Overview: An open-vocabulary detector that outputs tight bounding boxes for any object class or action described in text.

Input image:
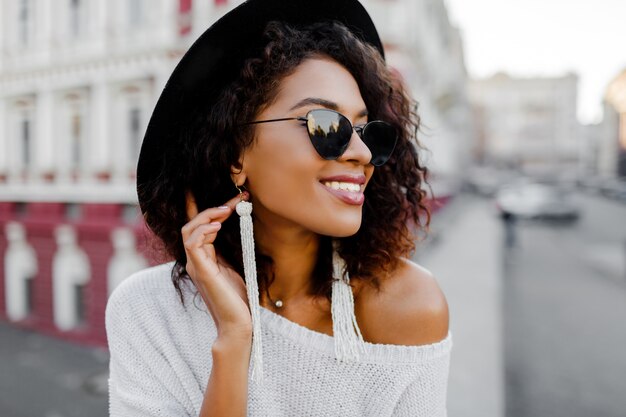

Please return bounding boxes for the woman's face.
[237,56,375,237]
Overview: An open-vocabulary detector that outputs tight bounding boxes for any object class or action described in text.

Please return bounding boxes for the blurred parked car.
[495,183,580,221]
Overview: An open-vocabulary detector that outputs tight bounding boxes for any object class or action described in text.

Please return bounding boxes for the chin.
[317,219,362,237]
[331,229,361,238]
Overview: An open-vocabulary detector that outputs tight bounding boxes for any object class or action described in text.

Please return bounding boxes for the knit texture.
[106,262,453,417]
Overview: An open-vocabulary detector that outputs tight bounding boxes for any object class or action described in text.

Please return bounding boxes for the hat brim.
[136,0,384,215]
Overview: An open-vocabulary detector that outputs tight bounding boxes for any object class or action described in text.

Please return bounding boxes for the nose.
[338,128,372,165]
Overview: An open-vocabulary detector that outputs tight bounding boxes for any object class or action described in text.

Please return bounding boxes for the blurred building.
[0,0,469,345]
[579,69,626,180]
[580,121,602,177]
[582,107,620,180]
[469,72,582,178]
[0,0,238,197]
[603,69,626,178]
[365,0,473,197]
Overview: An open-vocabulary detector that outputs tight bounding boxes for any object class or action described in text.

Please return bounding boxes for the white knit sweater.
[106,262,452,417]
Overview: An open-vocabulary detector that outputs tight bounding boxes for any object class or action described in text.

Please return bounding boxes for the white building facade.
[0,0,241,202]
[603,69,626,178]
[583,105,620,179]
[469,72,582,178]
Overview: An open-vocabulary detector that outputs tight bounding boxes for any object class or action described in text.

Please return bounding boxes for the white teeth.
[323,181,361,192]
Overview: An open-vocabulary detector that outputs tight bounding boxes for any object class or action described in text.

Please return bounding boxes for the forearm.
[199,337,252,417]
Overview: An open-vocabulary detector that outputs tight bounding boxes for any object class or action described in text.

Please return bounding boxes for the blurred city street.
[418,189,626,417]
[502,191,626,417]
[0,321,109,417]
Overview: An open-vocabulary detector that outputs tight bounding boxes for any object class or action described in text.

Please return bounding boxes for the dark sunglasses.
[241,109,397,166]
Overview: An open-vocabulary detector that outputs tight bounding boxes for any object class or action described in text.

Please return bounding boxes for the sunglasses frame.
[241,108,397,166]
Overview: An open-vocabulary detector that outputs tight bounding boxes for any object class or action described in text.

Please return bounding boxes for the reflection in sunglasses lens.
[307,110,350,159]
[306,109,395,165]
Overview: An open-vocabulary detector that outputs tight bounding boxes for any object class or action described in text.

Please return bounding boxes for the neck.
[253,215,320,306]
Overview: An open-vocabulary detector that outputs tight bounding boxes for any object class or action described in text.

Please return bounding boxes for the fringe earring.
[235,185,264,385]
[331,239,366,361]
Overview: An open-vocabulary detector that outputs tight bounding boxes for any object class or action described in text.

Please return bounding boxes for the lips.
[319,174,366,206]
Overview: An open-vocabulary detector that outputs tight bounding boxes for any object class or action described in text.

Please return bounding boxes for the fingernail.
[210,221,221,226]
[218,205,230,210]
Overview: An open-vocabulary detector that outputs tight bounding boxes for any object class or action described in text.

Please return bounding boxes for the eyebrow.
[288,97,368,117]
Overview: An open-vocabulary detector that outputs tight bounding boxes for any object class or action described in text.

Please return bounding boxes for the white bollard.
[52,224,91,331]
[4,222,38,321]
[107,227,147,297]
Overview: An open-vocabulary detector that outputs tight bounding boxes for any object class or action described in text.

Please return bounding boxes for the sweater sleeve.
[106,282,195,417]
[391,352,452,417]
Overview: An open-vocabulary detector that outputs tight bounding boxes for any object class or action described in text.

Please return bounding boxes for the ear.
[230,165,248,187]
[230,156,247,188]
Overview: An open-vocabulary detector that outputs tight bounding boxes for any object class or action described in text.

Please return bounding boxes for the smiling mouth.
[320,181,365,205]
[321,181,362,193]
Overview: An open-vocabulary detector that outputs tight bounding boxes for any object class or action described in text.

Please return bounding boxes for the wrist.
[216,323,253,341]
[212,334,252,355]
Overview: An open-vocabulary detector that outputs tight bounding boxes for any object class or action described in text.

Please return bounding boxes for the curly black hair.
[139,20,431,306]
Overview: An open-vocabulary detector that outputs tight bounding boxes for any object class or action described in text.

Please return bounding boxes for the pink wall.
[0,202,164,348]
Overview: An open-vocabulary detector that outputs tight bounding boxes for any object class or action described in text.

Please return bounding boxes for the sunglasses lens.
[306,110,353,159]
[361,121,397,166]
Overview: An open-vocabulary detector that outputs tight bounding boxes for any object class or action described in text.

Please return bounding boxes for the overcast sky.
[443,0,626,125]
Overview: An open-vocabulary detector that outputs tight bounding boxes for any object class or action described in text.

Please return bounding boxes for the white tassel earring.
[331,239,366,362]
[235,185,264,385]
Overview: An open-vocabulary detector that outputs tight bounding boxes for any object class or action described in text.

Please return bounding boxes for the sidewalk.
[414,194,505,417]
[0,322,109,417]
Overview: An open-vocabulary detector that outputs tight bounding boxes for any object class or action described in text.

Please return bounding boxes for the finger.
[184,224,221,278]
[182,192,249,238]
[185,190,246,222]
[184,222,222,251]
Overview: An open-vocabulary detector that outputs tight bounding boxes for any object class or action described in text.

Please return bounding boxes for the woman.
[106,0,452,416]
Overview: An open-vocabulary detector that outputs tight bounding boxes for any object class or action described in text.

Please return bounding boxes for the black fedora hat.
[136,0,385,215]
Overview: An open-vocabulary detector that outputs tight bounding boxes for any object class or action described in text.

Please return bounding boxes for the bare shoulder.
[356,257,449,346]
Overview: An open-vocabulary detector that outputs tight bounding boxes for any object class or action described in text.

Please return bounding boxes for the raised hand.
[182,191,253,342]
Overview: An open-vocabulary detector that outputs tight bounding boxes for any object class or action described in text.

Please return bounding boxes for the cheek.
[246,136,316,200]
